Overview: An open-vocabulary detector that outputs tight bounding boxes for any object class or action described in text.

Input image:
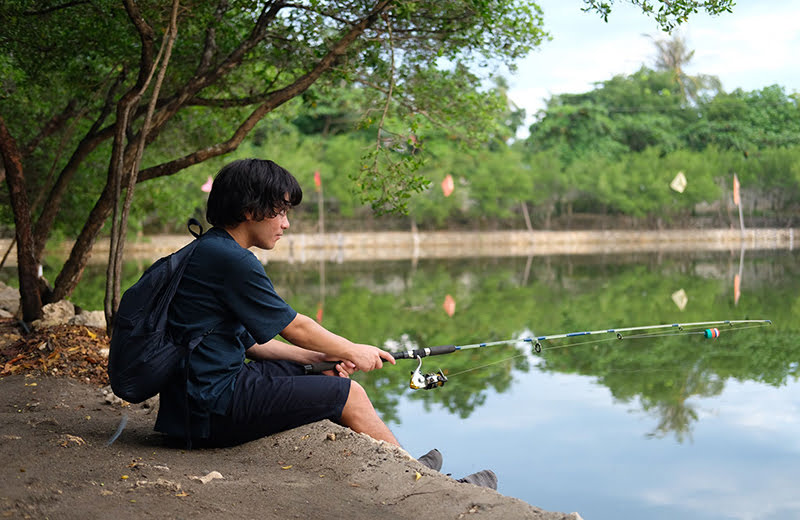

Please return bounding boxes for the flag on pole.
[732,173,741,206]
[671,288,688,311]
[314,170,322,192]
[441,174,454,197]
[669,171,687,193]
[442,294,456,317]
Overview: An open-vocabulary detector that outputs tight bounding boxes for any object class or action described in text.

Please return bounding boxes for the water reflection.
[271,250,797,442]
[2,249,796,441]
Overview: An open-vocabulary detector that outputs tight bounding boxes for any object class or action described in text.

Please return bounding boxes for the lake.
[5,245,799,519]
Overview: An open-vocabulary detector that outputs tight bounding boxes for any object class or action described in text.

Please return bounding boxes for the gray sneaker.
[457,469,497,490]
[417,449,443,471]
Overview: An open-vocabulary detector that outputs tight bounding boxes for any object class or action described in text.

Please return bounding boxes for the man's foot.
[417,449,443,471]
[458,469,497,490]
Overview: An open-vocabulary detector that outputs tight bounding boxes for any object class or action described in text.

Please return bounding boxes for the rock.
[190,471,224,484]
[133,478,183,493]
[31,300,75,329]
[0,282,20,315]
[69,310,106,328]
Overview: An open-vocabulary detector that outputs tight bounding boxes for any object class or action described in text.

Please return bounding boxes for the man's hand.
[323,360,357,378]
[345,343,396,373]
[313,352,358,378]
[280,313,396,375]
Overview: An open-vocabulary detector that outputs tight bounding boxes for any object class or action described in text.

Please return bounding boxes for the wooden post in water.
[733,173,745,239]
[314,170,324,238]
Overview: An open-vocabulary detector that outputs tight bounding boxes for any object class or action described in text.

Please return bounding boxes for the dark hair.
[206,159,303,227]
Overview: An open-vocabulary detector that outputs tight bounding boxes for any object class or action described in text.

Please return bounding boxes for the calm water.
[4,247,798,518]
[269,249,799,520]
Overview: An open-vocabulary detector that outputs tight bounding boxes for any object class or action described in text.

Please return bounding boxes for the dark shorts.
[205,360,351,447]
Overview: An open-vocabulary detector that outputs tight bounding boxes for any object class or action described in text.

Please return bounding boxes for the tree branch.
[106,0,181,329]
[139,0,394,182]
[21,100,80,158]
[196,0,229,75]
[146,1,285,133]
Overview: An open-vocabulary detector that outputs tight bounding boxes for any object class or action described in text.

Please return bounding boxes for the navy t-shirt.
[154,227,297,438]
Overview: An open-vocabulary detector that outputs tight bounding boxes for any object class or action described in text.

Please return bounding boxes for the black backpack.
[108,219,205,403]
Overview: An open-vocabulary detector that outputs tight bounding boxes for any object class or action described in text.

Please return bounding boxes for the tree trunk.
[51,183,115,302]
[520,201,534,232]
[0,116,43,321]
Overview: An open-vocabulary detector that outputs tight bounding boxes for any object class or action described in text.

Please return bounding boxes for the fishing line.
[303,319,772,390]
[446,331,674,378]
[437,322,771,381]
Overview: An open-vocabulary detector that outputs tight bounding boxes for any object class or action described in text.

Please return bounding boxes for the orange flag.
[442,294,455,317]
[314,170,322,192]
[732,173,741,206]
[441,175,454,197]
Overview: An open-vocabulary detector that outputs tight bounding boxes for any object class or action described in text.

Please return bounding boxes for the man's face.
[253,208,290,250]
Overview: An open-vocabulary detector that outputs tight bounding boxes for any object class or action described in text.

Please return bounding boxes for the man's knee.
[347,379,365,399]
[341,380,376,418]
[344,380,371,409]
[339,379,399,445]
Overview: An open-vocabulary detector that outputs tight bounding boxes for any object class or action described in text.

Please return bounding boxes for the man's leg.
[340,380,399,446]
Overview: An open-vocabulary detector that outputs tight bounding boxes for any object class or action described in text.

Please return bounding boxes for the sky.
[506,0,800,126]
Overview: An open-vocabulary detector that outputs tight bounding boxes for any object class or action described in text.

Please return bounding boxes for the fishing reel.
[410,356,448,390]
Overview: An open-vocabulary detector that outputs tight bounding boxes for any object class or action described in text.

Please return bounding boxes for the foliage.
[686,86,800,152]
[527,67,692,162]
[1,0,553,318]
[582,0,735,32]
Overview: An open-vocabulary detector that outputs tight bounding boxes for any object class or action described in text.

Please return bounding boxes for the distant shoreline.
[1,228,796,266]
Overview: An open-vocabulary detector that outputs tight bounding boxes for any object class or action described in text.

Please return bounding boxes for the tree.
[1,0,547,323]
[526,67,688,161]
[689,86,800,152]
[649,33,721,103]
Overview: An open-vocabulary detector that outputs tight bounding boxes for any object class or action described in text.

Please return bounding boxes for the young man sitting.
[154,158,495,489]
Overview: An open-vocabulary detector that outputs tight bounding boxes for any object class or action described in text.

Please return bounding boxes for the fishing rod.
[304,319,772,390]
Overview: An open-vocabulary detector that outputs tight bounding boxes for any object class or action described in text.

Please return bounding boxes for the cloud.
[507,0,800,121]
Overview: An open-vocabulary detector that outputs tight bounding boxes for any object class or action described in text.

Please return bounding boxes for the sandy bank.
[0,375,579,519]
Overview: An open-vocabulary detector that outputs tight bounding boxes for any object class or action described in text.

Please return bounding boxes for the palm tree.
[648,33,722,104]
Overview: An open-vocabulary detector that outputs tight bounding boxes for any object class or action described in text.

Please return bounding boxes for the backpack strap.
[187,217,203,238]
[181,218,205,449]
[182,329,215,449]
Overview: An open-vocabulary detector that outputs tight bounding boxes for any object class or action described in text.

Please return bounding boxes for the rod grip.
[390,344,457,359]
[304,361,339,374]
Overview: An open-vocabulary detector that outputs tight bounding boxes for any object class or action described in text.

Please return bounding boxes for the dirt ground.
[0,319,578,519]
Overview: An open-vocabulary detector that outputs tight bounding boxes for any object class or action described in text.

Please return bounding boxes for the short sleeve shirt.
[156,227,296,436]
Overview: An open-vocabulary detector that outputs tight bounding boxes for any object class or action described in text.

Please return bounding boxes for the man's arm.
[278,313,395,373]
[246,338,320,363]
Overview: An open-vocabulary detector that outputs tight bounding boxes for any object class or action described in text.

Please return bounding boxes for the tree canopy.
[1,0,549,321]
[1,0,743,322]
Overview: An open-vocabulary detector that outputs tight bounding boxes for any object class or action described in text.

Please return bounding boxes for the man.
[155,158,495,488]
